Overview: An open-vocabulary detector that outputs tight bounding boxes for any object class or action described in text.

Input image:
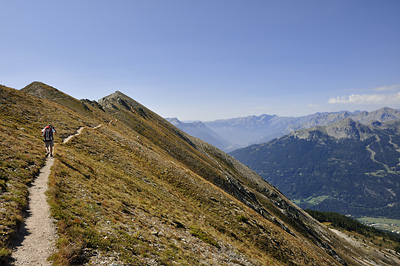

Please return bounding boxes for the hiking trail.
[63,124,101,144]
[63,126,85,144]
[10,157,56,266]
[10,125,101,265]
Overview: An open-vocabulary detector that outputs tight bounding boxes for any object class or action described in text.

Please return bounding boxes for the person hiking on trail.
[41,124,56,157]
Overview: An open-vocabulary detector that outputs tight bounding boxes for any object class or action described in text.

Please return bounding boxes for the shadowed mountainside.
[231,118,400,220]
[1,81,399,265]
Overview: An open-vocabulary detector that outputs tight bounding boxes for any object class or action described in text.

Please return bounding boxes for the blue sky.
[1,0,399,121]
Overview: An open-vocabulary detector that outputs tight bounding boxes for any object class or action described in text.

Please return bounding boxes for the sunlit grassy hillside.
[0,84,102,261]
[2,82,398,265]
[49,121,337,265]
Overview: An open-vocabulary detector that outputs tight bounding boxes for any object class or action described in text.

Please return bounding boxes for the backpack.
[44,126,53,141]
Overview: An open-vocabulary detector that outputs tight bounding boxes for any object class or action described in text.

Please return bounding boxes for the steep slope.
[231,118,400,219]
[2,83,397,265]
[0,84,104,263]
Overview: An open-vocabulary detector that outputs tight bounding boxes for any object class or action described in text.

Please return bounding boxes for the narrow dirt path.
[10,157,56,266]
[10,125,101,265]
[63,126,85,144]
[63,124,101,144]
[93,124,102,130]
[9,124,101,266]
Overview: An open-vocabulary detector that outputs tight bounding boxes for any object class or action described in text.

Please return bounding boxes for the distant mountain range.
[230,117,400,219]
[167,107,400,152]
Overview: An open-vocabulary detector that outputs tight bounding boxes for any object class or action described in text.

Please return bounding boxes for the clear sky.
[1,0,399,121]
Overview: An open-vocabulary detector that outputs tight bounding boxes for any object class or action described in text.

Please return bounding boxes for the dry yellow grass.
[0,85,85,261]
[46,123,340,265]
[2,82,386,265]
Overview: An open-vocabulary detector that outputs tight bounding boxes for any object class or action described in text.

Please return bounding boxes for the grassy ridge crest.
[3,82,398,265]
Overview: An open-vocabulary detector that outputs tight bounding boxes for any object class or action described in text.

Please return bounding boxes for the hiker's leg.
[50,140,54,156]
[45,141,50,154]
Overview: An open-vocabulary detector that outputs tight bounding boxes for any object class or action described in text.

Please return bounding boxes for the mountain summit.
[1,82,399,265]
[21,81,64,99]
[293,118,374,141]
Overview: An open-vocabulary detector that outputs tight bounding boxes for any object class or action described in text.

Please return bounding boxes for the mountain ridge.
[293,118,375,141]
[1,81,399,264]
[170,108,400,152]
[2,83,341,264]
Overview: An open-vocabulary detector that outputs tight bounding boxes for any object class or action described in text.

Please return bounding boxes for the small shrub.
[189,225,220,248]
[0,179,6,191]
[236,215,249,223]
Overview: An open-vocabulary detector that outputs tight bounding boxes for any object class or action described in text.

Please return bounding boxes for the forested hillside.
[231,118,400,219]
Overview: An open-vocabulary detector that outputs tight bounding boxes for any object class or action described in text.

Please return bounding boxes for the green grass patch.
[189,225,220,248]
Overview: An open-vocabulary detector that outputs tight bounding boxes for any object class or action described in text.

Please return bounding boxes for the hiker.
[41,124,56,157]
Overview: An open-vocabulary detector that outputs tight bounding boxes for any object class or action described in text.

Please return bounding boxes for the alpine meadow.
[1,82,400,265]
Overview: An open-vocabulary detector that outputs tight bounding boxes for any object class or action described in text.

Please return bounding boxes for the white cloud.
[328,92,400,104]
[373,84,400,92]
